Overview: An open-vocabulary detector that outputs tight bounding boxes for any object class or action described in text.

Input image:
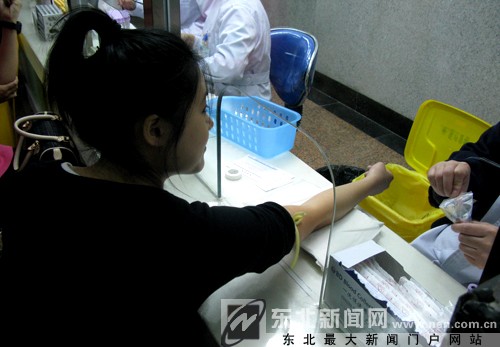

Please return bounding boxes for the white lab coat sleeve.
[411,224,482,286]
[202,5,259,84]
[180,0,202,30]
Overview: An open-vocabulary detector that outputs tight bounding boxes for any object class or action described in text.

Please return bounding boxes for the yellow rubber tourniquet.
[290,211,306,268]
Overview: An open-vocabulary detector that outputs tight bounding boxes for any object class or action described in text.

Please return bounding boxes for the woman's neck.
[72,159,164,188]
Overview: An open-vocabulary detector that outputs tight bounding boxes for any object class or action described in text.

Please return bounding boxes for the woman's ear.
[142,114,169,147]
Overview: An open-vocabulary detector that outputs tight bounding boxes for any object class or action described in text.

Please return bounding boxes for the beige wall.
[262,0,499,125]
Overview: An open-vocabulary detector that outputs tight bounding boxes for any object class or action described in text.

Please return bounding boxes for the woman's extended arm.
[0,0,21,85]
[285,162,393,241]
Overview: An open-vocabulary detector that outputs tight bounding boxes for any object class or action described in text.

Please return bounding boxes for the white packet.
[439,191,474,223]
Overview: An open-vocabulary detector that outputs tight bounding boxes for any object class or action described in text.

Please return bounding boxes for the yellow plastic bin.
[354,100,492,242]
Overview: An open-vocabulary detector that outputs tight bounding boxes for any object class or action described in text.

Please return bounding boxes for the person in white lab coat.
[182,0,272,100]
[0,0,22,103]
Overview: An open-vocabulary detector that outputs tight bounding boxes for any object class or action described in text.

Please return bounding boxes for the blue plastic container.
[208,96,301,158]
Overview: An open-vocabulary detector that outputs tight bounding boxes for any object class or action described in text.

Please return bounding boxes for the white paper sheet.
[301,208,384,270]
[233,155,295,191]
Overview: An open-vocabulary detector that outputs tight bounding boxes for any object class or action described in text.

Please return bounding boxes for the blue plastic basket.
[208,96,301,158]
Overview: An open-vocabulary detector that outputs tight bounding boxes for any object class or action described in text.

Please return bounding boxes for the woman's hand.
[363,162,394,197]
[181,33,195,48]
[118,0,136,11]
[0,0,21,22]
[0,77,18,103]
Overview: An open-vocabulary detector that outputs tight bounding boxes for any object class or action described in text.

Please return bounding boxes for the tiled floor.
[277,84,410,172]
[307,87,407,156]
